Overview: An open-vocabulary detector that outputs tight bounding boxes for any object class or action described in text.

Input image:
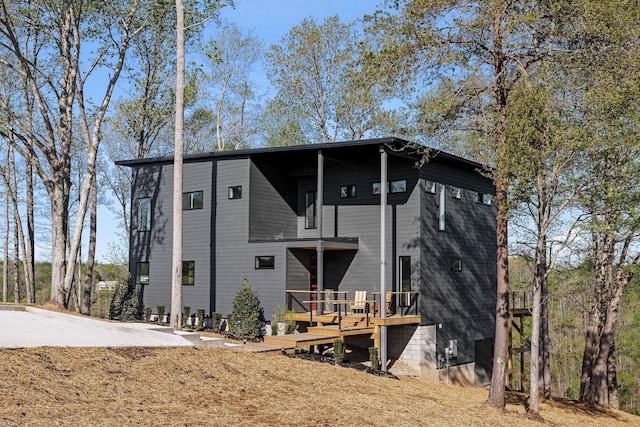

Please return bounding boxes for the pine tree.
[229,274,264,339]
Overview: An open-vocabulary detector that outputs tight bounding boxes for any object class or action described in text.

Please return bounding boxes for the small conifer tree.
[229,274,264,339]
[109,277,139,321]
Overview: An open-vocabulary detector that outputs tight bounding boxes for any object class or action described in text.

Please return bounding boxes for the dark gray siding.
[420,161,497,365]
[130,161,214,314]
[215,157,287,320]
[319,155,422,301]
[249,160,297,240]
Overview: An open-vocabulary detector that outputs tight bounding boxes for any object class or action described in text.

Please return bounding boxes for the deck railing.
[285,289,419,317]
[510,290,533,312]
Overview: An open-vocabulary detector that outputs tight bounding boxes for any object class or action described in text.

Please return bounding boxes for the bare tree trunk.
[607,340,619,409]
[171,0,185,330]
[82,173,97,315]
[12,210,19,304]
[528,233,544,420]
[541,273,552,398]
[2,145,8,303]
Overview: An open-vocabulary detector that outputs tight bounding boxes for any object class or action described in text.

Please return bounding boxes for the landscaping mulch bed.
[286,351,399,379]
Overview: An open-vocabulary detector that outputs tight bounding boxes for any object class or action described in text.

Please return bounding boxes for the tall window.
[450,186,461,199]
[438,184,446,231]
[183,191,203,210]
[451,258,462,271]
[425,180,436,194]
[182,261,195,286]
[399,256,411,307]
[305,191,316,229]
[137,198,151,231]
[136,262,149,285]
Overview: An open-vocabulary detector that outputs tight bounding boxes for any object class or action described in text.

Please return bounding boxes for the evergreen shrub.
[229,274,264,339]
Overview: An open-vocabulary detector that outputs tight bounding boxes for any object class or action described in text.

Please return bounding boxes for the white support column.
[316,150,324,316]
[380,145,388,371]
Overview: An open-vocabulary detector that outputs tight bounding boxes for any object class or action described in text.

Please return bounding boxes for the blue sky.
[94,0,385,263]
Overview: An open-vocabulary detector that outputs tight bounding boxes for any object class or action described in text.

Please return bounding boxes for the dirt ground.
[0,346,638,426]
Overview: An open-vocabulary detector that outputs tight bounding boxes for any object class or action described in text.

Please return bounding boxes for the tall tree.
[171,0,186,330]
[0,0,147,307]
[266,15,393,143]
[365,0,564,410]
[203,22,262,150]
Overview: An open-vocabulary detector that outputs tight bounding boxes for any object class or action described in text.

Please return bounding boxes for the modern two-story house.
[117,137,497,385]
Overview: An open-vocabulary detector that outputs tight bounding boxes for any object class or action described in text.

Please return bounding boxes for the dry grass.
[0,346,638,426]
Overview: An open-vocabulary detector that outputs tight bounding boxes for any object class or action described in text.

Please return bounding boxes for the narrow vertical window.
[305,191,316,229]
[451,258,462,271]
[137,198,151,231]
[438,184,446,231]
[182,261,195,286]
[136,262,149,285]
[399,256,411,307]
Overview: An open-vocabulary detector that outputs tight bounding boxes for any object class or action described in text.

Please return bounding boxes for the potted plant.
[272,304,296,336]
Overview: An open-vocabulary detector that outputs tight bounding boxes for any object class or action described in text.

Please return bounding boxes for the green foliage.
[369,347,380,370]
[157,306,165,323]
[212,312,223,333]
[196,309,205,329]
[109,278,139,321]
[271,304,297,335]
[229,274,264,339]
[144,307,152,323]
[182,306,191,328]
[333,339,344,364]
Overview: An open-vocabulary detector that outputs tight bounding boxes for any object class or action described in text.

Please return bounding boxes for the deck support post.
[316,150,324,316]
[380,145,388,371]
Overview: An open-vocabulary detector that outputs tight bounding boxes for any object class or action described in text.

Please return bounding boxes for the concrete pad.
[0,306,194,348]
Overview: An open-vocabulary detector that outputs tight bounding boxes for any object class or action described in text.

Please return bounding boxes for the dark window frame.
[390,179,407,194]
[255,255,275,269]
[340,184,357,199]
[182,261,195,286]
[424,180,436,194]
[451,258,462,271]
[136,262,149,285]
[137,197,152,231]
[183,190,203,210]
[305,191,316,229]
[228,186,242,200]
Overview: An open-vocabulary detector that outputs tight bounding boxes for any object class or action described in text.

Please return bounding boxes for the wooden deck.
[264,313,420,351]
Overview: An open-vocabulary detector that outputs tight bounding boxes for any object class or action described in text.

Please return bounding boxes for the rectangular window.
[340,184,356,198]
[136,262,149,285]
[399,256,411,307]
[451,258,462,271]
[255,255,275,269]
[475,192,493,205]
[305,191,316,229]
[228,186,242,199]
[450,186,461,199]
[182,261,195,286]
[438,184,446,231]
[424,180,436,194]
[390,180,407,193]
[372,182,389,195]
[183,191,203,210]
[137,197,151,231]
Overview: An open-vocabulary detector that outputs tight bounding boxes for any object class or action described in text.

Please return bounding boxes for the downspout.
[316,150,324,316]
[380,145,388,371]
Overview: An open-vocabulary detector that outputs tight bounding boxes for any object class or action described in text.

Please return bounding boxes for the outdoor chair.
[350,290,367,314]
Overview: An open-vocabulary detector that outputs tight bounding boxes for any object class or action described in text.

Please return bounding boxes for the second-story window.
[340,185,356,198]
[305,191,316,229]
[183,191,203,210]
[137,197,151,231]
[228,186,242,199]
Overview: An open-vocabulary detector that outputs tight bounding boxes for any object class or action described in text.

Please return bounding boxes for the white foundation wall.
[388,324,437,379]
